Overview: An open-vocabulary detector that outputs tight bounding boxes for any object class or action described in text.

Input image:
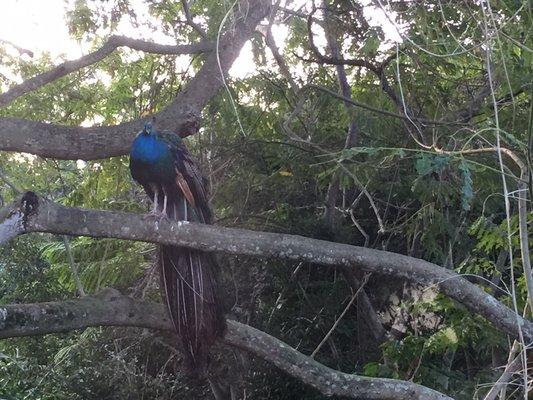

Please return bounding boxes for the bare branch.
[0,0,271,160]
[181,0,208,40]
[441,81,529,124]
[321,0,360,226]
[442,82,492,123]
[303,7,428,139]
[1,191,532,344]
[0,38,34,57]
[0,35,213,108]
[277,6,322,25]
[483,354,523,400]
[306,7,378,73]
[0,290,451,400]
[310,274,370,358]
[306,83,460,126]
[259,26,300,94]
[317,0,387,344]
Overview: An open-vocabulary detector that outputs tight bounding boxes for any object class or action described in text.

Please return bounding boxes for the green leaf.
[415,154,434,175]
[360,34,380,56]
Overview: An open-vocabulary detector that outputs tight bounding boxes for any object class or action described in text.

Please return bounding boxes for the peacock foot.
[143,209,168,221]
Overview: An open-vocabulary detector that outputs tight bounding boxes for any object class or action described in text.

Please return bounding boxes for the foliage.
[0,0,531,399]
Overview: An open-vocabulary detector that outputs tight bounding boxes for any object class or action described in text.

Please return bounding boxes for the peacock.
[129,121,225,376]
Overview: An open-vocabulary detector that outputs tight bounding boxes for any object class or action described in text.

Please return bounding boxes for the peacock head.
[142,121,153,136]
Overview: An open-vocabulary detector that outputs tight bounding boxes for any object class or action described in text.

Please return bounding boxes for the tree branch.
[181,0,208,40]
[277,6,322,25]
[0,35,213,108]
[306,84,461,126]
[304,7,430,142]
[321,0,360,226]
[0,289,451,400]
[482,354,523,400]
[1,191,532,344]
[0,38,34,57]
[318,0,387,343]
[306,7,378,73]
[0,0,271,160]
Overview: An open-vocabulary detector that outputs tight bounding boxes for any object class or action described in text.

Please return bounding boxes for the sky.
[0,0,400,82]
[0,0,82,59]
[0,0,262,79]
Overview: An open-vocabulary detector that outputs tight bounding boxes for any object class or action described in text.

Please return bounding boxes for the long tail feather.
[158,191,225,376]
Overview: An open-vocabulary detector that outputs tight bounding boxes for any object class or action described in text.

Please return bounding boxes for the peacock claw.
[143,210,167,221]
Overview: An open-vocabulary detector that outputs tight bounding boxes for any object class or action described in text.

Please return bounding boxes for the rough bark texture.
[1,192,532,344]
[0,0,270,160]
[0,290,451,400]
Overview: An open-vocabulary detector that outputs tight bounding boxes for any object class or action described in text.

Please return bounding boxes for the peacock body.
[129,122,225,375]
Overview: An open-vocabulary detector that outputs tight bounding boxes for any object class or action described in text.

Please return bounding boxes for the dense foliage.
[0,0,531,399]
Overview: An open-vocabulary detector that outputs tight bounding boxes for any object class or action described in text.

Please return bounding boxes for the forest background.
[0,0,531,399]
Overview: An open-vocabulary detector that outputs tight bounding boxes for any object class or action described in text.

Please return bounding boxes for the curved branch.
[305,85,458,125]
[1,191,532,344]
[0,39,34,57]
[0,0,271,160]
[181,0,208,40]
[304,8,430,133]
[306,6,378,73]
[0,35,213,108]
[0,290,451,400]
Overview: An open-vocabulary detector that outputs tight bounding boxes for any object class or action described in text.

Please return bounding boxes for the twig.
[483,355,523,400]
[0,165,21,194]
[480,2,529,395]
[337,163,386,233]
[181,0,208,40]
[62,236,86,297]
[306,85,462,126]
[349,209,370,247]
[310,274,370,358]
[0,38,34,57]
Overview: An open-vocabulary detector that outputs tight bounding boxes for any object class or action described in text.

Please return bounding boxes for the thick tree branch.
[0,35,213,108]
[0,0,270,160]
[321,0,360,226]
[1,192,532,344]
[0,290,450,400]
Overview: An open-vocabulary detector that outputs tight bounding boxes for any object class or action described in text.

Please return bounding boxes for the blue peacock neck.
[130,132,169,164]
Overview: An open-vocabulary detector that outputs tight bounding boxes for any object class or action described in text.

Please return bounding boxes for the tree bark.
[1,192,531,344]
[0,289,451,400]
[0,0,271,160]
